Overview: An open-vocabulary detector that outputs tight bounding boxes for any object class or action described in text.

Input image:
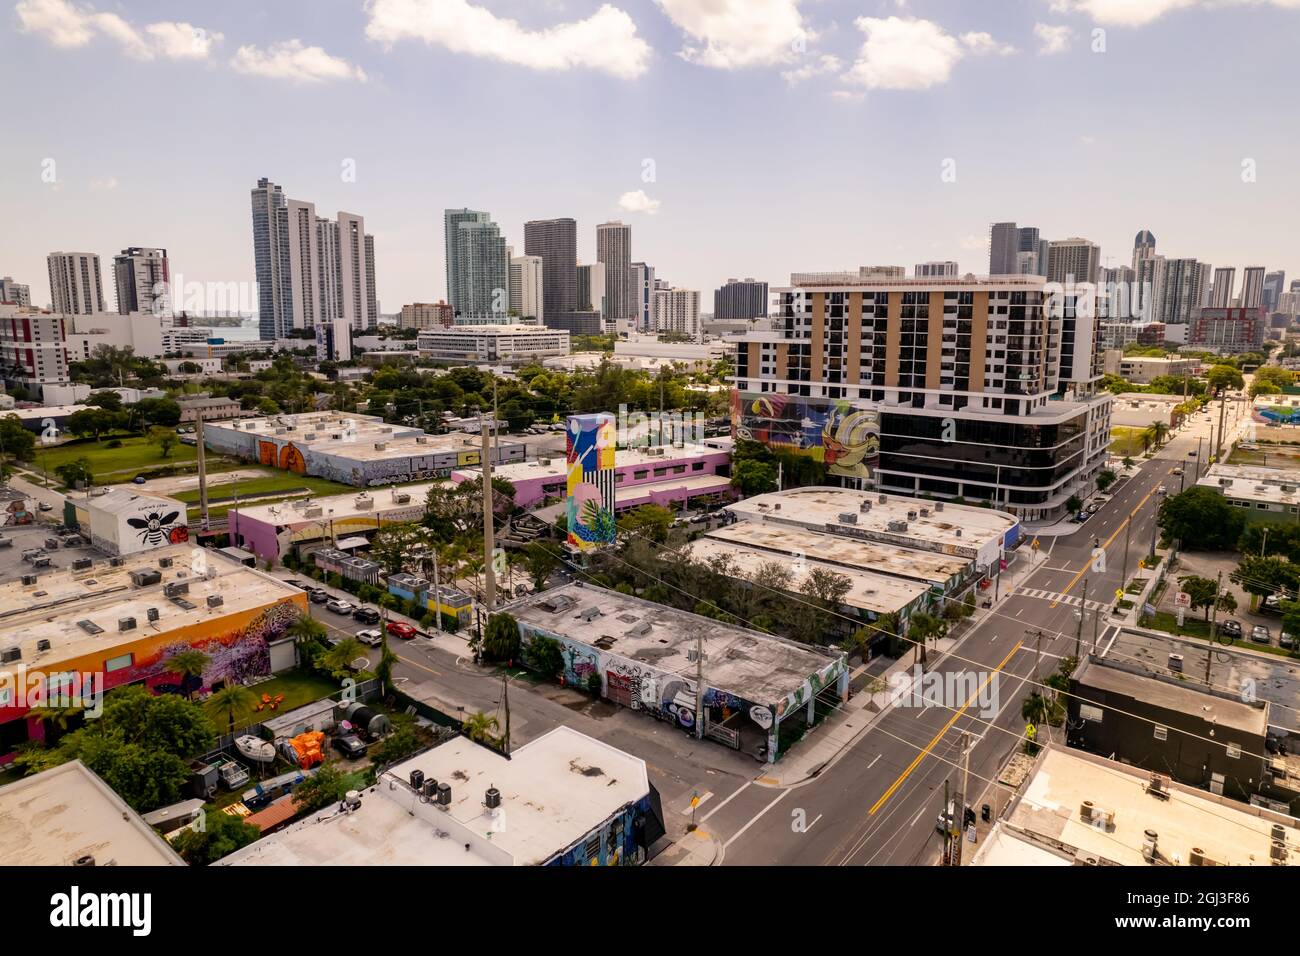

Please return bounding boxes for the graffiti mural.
[258,440,278,467]
[279,443,307,474]
[565,413,616,550]
[732,391,880,481]
[3,500,33,526]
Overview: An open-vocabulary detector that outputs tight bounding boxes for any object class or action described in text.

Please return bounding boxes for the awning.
[334,536,370,551]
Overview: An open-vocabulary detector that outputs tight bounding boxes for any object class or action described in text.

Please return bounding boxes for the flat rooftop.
[234,481,450,526]
[464,442,724,485]
[1075,656,1267,736]
[1103,628,1300,734]
[980,745,1299,867]
[0,761,184,865]
[221,726,648,866]
[726,487,1016,556]
[704,522,970,587]
[686,536,929,616]
[87,487,186,517]
[0,545,302,675]
[506,582,843,707]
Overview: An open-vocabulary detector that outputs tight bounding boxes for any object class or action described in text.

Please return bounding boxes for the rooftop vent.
[130,569,162,588]
[36,639,51,652]
[391,493,411,505]
[838,512,858,525]
[577,606,602,623]
[485,786,501,810]
[859,501,871,513]
[539,593,578,614]
[935,502,945,512]
[76,620,103,635]
[118,617,137,633]
[158,556,173,569]
[374,442,388,451]
[628,620,653,638]
[206,595,224,609]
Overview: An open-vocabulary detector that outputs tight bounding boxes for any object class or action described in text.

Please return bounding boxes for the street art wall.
[731,391,880,481]
[566,412,617,550]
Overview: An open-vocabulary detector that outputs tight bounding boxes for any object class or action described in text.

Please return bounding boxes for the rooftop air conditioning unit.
[20,574,37,586]
[375,442,387,451]
[118,617,137,632]
[577,607,602,622]
[416,436,429,444]
[0,647,21,664]
[878,494,888,504]
[907,510,919,521]
[392,493,410,505]
[954,529,962,538]
[36,639,51,652]
[435,782,451,807]
[130,569,162,587]
[485,786,501,810]
[159,556,173,569]
[538,458,551,466]
[146,608,160,622]
[71,558,92,572]
[409,769,424,791]
[919,507,930,517]
[355,498,374,511]
[773,503,781,511]
[838,512,857,525]
[860,501,871,512]
[109,556,125,567]
[935,502,945,512]
[206,595,224,609]
[304,433,316,441]
[164,581,189,598]
[1168,653,1184,673]
[304,507,323,518]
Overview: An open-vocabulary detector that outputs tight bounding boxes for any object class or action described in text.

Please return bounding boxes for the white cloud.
[364,0,652,79]
[15,0,220,60]
[89,177,118,191]
[960,32,1017,56]
[1048,0,1300,28]
[843,17,1013,91]
[1034,22,1073,53]
[829,89,866,103]
[657,0,811,69]
[231,41,368,83]
[781,54,841,85]
[618,190,660,215]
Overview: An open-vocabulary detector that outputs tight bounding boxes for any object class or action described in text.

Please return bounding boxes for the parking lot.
[1158,550,1296,651]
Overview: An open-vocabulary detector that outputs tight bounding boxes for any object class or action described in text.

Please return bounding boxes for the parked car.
[387,621,417,640]
[37,501,52,512]
[326,599,355,615]
[352,606,381,624]
[1251,625,1272,645]
[1171,467,1183,476]
[332,734,369,759]
[1262,594,1283,614]
[1074,511,1089,523]
[1281,631,1296,651]
[1240,442,1259,451]
[355,629,383,646]
[132,476,147,485]
[1188,450,1197,457]
[308,589,330,605]
[1219,619,1243,639]
[284,579,310,590]
[1157,485,1168,496]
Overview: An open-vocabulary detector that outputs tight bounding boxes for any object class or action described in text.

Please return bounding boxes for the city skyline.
[2,0,1298,313]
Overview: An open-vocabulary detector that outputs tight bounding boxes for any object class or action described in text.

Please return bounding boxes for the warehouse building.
[1196,463,1300,522]
[0,546,305,760]
[505,583,848,762]
[203,411,525,487]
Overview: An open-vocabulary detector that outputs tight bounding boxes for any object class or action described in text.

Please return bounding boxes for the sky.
[1,0,1298,314]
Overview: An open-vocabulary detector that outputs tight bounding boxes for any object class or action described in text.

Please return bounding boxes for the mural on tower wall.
[565,413,617,550]
[731,391,880,481]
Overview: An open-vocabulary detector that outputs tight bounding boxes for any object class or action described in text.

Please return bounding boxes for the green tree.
[173,810,260,865]
[292,762,368,813]
[1205,365,1244,394]
[166,650,210,700]
[462,711,501,747]
[1230,555,1299,610]
[731,458,778,497]
[525,634,565,680]
[1158,486,1245,550]
[618,504,675,543]
[1177,575,1219,620]
[483,612,520,662]
[54,458,94,489]
[149,425,177,458]
[524,541,560,591]
[1096,469,1117,492]
[907,612,948,667]
[321,637,367,680]
[208,684,256,736]
[0,414,36,473]
[368,715,424,766]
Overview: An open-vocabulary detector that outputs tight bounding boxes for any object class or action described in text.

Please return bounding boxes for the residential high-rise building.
[577,262,606,316]
[1017,227,1049,276]
[250,178,375,347]
[913,262,958,279]
[1160,258,1210,325]
[1132,230,1157,272]
[0,305,71,395]
[988,223,1019,275]
[444,209,506,318]
[524,218,578,327]
[1134,255,1166,323]
[1240,266,1267,309]
[47,252,105,315]
[112,247,170,317]
[1263,271,1287,312]
[596,221,633,321]
[653,287,701,340]
[631,262,655,332]
[1210,267,1236,308]
[509,255,543,322]
[731,272,1112,520]
[251,178,292,340]
[0,277,31,308]
[1190,307,1267,354]
[1046,238,1101,284]
[714,278,769,320]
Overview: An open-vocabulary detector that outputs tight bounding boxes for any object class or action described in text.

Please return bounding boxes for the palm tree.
[27,703,86,735]
[1151,421,1169,447]
[166,650,210,700]
[322,637,366,678]
[209,684,256,736]
[286,614,327,649]
[462,711,500,746]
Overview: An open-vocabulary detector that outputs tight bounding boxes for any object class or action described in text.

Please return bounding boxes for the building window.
[1153,725,1167,741]
[105,653,134,672]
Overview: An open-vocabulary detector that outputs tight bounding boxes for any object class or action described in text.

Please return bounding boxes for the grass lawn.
[1110,426,1150,457]
[28,434,241,484]
[202,670,341,734]
[172,473,355,505]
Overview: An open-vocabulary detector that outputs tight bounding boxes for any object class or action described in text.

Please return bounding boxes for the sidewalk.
[648,826,723,866]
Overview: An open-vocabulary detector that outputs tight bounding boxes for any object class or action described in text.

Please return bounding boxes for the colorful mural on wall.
[731,391,880,481]
[566,413,617,551]
[3,500,33,526]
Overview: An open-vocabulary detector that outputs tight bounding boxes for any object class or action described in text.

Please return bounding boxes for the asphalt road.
[715,397,1252,866]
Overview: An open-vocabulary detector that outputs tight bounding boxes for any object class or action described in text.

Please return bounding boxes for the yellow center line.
[867,640,1023,817]
[1050,481,1161,607]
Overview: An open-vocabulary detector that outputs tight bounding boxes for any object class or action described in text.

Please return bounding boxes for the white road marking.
[867,753,882,769]
[700,781,751,822]
[724,789,792,849]
[805,813,824,832]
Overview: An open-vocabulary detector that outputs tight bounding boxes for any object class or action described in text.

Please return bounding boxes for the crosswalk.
[1014,586,1107,613]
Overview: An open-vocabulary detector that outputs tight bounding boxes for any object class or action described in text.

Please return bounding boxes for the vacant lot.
[28,434,240,484]
[1110,426,1150,457]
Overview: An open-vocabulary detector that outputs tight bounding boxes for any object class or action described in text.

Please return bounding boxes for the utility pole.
[1076,578,1088,660]
[1026,628,1047,681]
[432,549,443,634]
[1196,435,1204,478]
[1148,494,1159,562]
[1120,510,1133,595]
[501,672,511,757]
[694,629,706,740]
[492,376,500,462]
[1207,570,1224,686]
[481,418,497,611]
[942,777,952,865]
[1216,390,1228,462]
[195,412,210,533]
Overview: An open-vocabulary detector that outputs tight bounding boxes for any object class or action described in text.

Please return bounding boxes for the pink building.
[452,444,733,513]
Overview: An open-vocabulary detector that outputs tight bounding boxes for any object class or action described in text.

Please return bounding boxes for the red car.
[386,621,417,640]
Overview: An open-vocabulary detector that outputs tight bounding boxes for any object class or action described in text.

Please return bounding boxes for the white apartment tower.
[47,252,105,315]
[654,287,701,340]
[509,255,543,322]
[112,247,170,317]
[1046,238,1101,285]
[1240,266,1267,309]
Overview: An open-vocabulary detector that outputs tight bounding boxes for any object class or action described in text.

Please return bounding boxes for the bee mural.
[127,510,181,547]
